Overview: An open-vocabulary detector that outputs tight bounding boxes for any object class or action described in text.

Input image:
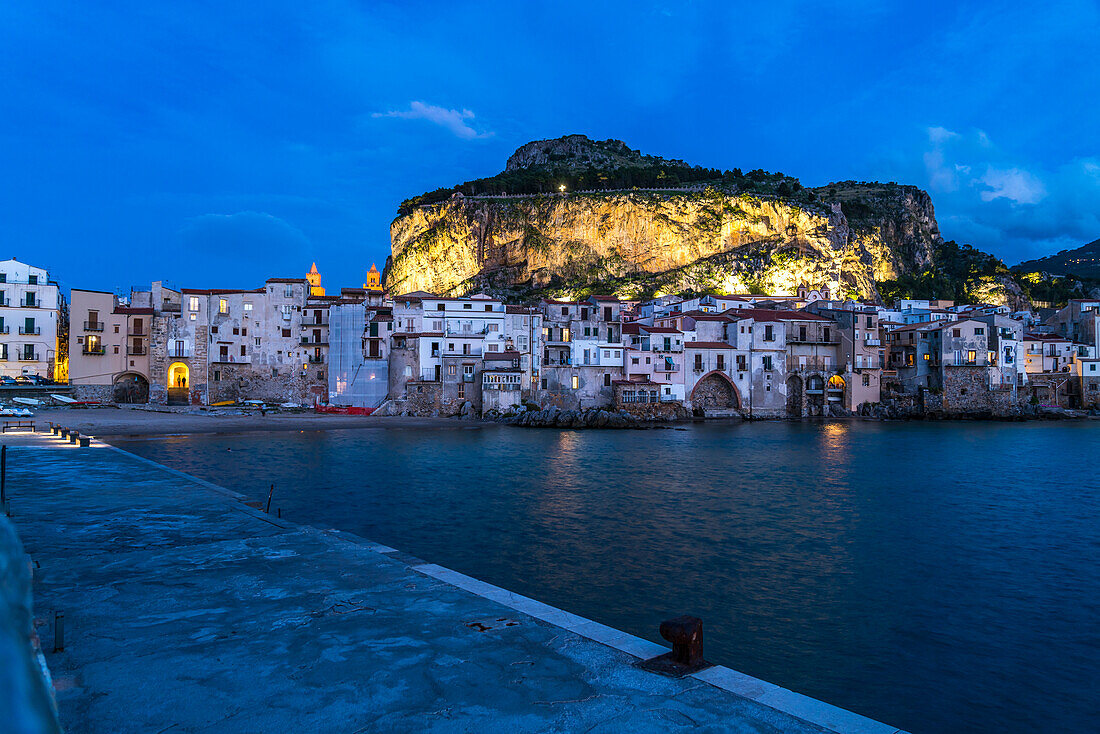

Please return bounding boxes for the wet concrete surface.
[4,432,897,733]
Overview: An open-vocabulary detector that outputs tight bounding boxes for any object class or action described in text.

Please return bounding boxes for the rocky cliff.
[385,137,959,302]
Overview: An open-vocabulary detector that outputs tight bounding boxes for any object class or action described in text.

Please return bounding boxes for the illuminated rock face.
[385,185,942,301]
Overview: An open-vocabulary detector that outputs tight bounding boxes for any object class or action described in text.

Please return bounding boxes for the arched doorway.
[169,362,189,388]
[805,374,826,416]
[690,371,740,410]
[113,373,149,404]
[167,362,190,406]
[786,374,803,417]
[826,374,846,408]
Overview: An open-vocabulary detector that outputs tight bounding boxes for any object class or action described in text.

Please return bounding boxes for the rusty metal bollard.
[638,615,712,676]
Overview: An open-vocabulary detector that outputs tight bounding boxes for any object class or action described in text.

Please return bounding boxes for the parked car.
[15,374,49,385]
[0,376,15,386]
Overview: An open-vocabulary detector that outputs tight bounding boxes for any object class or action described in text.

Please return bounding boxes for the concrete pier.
[4,431,906,733]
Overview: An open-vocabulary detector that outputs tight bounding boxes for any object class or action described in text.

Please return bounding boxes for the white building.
[0,259,65,380]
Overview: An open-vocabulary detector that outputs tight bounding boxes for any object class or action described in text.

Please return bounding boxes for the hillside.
[384,135,1027,307]
[1014,238,1100,279]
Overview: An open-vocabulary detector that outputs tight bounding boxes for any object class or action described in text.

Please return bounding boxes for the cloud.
[912,127,1100,263]
[372,101,492,140]
[977,167,1047,205]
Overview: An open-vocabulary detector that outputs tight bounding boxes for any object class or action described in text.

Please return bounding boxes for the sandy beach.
[25,406,469,437]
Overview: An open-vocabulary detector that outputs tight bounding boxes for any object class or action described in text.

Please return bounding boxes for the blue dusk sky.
[1,1,1098,294]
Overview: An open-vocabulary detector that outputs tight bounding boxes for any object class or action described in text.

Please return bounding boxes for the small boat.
[50,394,77,405]
[13,397,41,406]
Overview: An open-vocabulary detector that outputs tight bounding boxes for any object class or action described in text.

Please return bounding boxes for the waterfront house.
[68,289,151,402]
[0,258,65,382]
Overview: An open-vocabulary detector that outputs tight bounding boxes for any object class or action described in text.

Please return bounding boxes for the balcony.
[0,299,9,306]
[301,319,329,328]
[655,363,681,372]
[162,302,181,313]
[462,373,474,382]
[82,346,106,356]
[788,335,839,345]
[443,348,483,357]
[18,326,40,335]
[168,347,191,358]
[19,299,41,309]
[300,338,329,346]
[212,355,250,364]
[84,321,104,332]
[864,338,882,346]
[128,326,146,336]
[308,355,324,364]
[127,345,147,356]
[18,352,40,361]
[0,326,8,335]
[419,369,440,381]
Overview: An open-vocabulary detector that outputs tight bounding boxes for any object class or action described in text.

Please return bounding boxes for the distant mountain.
[1015,239,1100,279]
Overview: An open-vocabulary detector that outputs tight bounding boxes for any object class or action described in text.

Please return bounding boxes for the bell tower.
[365,263,382,292]
[307,262,325,297]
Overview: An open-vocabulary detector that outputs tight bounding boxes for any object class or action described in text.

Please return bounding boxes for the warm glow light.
[559,184,566,192]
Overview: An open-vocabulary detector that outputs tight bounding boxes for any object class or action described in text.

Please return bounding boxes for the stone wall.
[402,381,442,416]
[148,315,170,405]
[940,366,1017,414]
[69,384,115,403]
[617,400,689,421]
[0,515,61,733]
[207,363,325,405]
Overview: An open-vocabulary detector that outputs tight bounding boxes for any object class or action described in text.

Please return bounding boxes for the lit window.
[219,299,228,314]
[571,375,579,390]
[189,296,200,311]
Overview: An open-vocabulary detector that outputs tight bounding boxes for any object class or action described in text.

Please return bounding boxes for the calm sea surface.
[112,421,1100,734]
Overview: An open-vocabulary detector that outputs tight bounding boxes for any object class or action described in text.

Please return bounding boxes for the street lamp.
[559,184,566,194]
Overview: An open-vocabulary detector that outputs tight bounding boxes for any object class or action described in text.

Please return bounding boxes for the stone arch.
[168,362,189,388]
[690,370,741,410]
[786,374,803,417]
[113,372,149,404]
[805,373,826,416]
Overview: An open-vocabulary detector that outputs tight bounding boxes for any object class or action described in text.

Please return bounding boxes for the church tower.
[307,262,325,297]
[365,263,382,292]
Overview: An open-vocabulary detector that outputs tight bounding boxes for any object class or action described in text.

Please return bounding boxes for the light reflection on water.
[113,421,1100,734]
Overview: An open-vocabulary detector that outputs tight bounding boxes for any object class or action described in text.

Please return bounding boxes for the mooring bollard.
[68,431,79,445]
[639,615,711,676]
[54,611,64,653]
[59,428,68,439]
[79,436,90,448]
[51,424,59,435]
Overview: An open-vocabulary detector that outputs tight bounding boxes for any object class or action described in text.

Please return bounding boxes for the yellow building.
[365,263,382,292]
[307,263,325,297]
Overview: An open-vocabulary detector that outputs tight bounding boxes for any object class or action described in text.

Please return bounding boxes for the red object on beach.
[313,405,373,416]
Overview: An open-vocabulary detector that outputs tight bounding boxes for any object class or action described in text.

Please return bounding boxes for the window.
[603,350,610,358]
[561,307,568,316]
[488,344,499,352]
[974,328,984,336]
[762,355,773,370]
[862,374,870,386]
[254,337,261,346]
[282,328,291,337]
[541,378,547,389]
[28,275,37,285]
[967,350,976,364]
[581,308,589,320]
[632,357,639,365]
[457,383,465,399]
[953,329,961,338]
[694,354,703,371]
[604,373,611,386]
[244,303,252,315]
[232,327,239,335]
[736,355,746,371]
[571,375,579,390]
[114,324,120,333]
[242,327,247,336]
[764,324,774,341]
[219,299,228,314]
[189,296,200,311]
[463,303,471,310]
[823,327,830,342]
[284,285,293,297]
[484,305,492,312]
[240,345,247,356]
[717,355,725,370]
[448,364,457,376]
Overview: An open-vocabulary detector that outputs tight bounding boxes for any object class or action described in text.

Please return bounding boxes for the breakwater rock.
[491,406,676,429]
